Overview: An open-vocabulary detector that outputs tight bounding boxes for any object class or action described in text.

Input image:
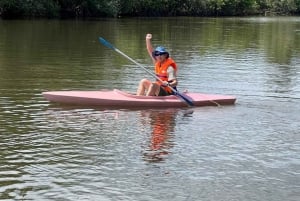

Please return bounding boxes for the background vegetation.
[0,0,299,18]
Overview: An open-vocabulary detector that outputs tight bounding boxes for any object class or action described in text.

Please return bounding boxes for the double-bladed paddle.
[98,37,194,107]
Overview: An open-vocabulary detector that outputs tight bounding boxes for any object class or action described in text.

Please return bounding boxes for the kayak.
[42,89,236,108]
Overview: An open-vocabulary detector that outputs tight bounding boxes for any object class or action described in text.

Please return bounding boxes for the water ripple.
[1,17,299,201]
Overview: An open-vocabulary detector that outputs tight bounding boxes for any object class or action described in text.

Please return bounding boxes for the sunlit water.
[0,17,299,200]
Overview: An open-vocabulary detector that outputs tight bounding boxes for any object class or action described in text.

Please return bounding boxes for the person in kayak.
[136,33,178,96]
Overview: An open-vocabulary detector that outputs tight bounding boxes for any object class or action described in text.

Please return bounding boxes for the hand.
[161,81,170,87]
[146,33,152,40]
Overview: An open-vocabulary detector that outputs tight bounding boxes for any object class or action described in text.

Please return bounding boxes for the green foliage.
[57,0,114,17]
[0,0,60,18]
[0,0,25,18]
[0,0,299,18]
[296,0,300,13]
[256,0,300,14]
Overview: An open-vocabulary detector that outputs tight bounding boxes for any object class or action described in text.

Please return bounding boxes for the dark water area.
[0,17,299,200]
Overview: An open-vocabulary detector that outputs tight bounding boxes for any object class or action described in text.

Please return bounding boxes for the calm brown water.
[0,17,299,200]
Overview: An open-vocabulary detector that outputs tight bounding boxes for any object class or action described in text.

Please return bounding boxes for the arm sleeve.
[167,66,177,81]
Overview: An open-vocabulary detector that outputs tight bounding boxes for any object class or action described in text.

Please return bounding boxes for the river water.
[0,17,299,200]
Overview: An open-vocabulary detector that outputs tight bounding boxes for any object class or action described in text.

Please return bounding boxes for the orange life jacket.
[155,58,177,94]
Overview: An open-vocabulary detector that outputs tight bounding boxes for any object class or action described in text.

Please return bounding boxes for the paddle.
[98,37,194,107]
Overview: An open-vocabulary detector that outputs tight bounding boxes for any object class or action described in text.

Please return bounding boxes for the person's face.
[155,52,167,61]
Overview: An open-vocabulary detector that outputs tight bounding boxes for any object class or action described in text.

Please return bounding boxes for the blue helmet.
[153,46,169,58]
[155,46,168,54]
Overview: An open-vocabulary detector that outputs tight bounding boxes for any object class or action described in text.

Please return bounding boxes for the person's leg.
[157,86,169,96]
[137,79,152,95]
[146,82,160,96]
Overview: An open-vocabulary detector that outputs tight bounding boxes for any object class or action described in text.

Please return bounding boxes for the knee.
[139,78,150,86]
[140,78,148,84]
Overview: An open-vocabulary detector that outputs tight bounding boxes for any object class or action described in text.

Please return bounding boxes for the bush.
[0,0,299,18]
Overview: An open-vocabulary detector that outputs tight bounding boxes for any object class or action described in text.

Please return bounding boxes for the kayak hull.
[42,89,236,108]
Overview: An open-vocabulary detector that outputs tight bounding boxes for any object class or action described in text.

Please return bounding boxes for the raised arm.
[145,33,156,64]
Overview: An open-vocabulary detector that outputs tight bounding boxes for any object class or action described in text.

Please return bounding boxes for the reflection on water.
[141,109,178,162]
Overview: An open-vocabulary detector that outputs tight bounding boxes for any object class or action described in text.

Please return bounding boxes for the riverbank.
[1,0,299,19]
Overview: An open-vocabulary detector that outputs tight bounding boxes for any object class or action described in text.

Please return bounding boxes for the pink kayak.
[42,89,236,108]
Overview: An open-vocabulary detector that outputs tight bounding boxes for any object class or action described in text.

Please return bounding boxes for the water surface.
[0,17,299,200]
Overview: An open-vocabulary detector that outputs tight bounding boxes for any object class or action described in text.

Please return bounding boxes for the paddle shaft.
[117,48,161,82]
[99,37,194,106]
[100,38,177,92]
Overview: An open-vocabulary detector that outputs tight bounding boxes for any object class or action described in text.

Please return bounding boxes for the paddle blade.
[99,37,116,50]
[175,92,194,106]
